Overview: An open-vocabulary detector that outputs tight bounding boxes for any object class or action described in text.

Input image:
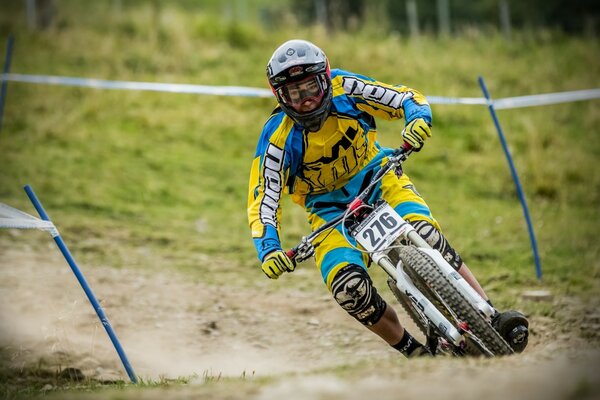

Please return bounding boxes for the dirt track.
[1,246,599,399]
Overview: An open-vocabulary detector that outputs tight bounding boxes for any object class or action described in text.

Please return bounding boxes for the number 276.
[361,212,398,248]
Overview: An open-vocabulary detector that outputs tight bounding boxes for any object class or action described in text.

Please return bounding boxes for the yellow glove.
[402,118,432,151]
[261,250,296,279]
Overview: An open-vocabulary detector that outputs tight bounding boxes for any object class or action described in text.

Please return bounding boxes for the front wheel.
[396,246,513,356]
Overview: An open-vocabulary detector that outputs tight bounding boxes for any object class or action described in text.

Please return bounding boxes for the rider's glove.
[402,118,432,151]
[261,250,295,279]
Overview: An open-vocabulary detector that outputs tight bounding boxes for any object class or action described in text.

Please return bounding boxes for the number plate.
[352,201,410,253]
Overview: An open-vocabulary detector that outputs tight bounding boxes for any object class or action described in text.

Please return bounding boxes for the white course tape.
[1,73,599,108]
[0,217,54,230]
[0,202,38,219]
[427,96,487,105]
[1,73,274,97]
[493,89,600,109]
[0,203,58,236]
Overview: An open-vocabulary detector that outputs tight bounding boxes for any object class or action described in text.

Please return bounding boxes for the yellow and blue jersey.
[247,69,432,262]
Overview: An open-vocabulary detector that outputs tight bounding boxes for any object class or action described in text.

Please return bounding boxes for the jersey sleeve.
[247,112,294,262]
[334,69,432,125]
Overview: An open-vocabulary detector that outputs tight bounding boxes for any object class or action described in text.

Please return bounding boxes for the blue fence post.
[0,35,15,133]
[23,185,138,383]
[478,76,543,280]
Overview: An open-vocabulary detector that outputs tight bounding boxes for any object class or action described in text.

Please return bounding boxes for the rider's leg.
[366,301,404,345]
[306,210,428,357]
[367,304,431,357]
[456,262,489,300]
[329,263,429,357]
[303,184,428,357]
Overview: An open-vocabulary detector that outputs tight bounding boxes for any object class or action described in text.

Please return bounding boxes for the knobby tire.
[392,245,513,356]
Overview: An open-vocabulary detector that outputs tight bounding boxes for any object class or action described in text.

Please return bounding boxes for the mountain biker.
[247,39,529,357]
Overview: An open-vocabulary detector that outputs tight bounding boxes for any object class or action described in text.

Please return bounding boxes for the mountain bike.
[286,146,514,357]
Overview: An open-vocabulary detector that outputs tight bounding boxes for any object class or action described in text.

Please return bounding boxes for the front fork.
[373,251,465,347]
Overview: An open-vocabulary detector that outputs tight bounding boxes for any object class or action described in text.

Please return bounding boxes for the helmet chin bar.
[281,86,332,132]
[301,114,326,132]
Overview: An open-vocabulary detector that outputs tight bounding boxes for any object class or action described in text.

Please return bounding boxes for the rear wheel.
[393,246,513,356]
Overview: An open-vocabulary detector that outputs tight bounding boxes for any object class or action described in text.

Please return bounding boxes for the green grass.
[0,3,599,398]
[1,2,598,293]
[2,3,598,289]
[0,364,257,400]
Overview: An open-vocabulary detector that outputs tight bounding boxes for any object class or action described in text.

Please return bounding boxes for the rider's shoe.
[424,336,452,356]
[408,345,434,358]
[491,310,529,353]
[433,337,454,356]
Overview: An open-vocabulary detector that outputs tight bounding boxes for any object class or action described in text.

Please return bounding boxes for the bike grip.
[402,141,413,150]
[286,249,296,259]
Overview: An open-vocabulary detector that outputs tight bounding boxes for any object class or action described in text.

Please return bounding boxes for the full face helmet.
[267,40,332,132]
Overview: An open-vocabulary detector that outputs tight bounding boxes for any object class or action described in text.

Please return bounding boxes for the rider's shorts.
[304,150,441,290]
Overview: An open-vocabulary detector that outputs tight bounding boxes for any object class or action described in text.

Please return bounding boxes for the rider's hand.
[402,118,432,151]
[261,250,295,279]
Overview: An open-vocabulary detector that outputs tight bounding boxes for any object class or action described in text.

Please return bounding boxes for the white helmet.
[267,40,332,131]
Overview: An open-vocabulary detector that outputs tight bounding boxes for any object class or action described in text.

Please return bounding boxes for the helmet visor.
[277,76,325,113]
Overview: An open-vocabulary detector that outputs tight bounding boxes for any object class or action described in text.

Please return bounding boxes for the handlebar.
[286,144,413,263]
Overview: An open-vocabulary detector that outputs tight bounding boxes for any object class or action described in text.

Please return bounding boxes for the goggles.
[278,76,325,110]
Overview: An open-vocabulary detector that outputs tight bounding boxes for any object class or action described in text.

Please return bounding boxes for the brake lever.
[286,237,315,264]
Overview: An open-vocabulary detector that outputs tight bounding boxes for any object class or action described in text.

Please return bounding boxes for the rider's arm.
[333,69,432,125]
[247,112,296,262]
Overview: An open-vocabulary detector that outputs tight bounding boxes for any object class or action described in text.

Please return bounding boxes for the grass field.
[0,3,599,399]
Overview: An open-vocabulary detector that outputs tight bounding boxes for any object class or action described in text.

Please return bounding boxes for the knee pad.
[331,264,387,326]
[410,220,463,271]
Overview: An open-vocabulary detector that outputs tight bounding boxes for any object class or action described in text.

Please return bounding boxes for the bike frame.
[288,146,495,349]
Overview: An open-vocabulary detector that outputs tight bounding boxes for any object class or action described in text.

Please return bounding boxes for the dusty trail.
[0,247,385,380]
[1,246,599,399]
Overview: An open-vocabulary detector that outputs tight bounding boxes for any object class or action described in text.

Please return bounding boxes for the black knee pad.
[331,264,387,326]
[410,220,463,271]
